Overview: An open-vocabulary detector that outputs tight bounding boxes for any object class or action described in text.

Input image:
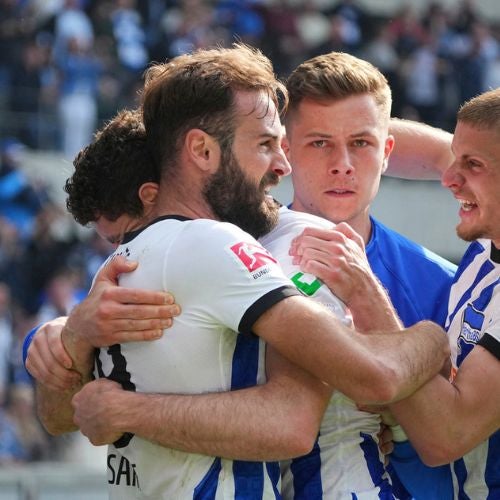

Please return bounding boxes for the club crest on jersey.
[229,242,278,279]
[457,305,484,367]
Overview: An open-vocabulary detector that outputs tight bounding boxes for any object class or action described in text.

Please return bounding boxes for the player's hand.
[290,224,401,332]
[289,223,372,305]
[25,317,81,391]
[66,255,181,348]
[72,378,125,446]
[378,424,394,460]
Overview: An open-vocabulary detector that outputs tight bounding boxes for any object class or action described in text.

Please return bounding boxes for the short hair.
[457,88,500,133]
[142,43,287,177]
[65,109,159,225]
[285,52,392,123]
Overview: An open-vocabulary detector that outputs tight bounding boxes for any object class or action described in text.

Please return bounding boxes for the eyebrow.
[257,131,281,142]
[302,129,377,139]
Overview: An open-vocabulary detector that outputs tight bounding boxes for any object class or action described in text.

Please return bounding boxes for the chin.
[456,225,483,242]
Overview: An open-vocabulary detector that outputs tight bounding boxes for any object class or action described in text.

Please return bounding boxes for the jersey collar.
[490,241,500,263]
[122,215,192,244]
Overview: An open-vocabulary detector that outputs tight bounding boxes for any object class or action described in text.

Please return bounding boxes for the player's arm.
[30,256,180,435]
[388,118,453,179]
[389,343,500,465]
[72,346,331,460]
[253,296,449,405]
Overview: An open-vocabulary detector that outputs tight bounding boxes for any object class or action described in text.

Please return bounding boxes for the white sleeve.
[164,220,300,334]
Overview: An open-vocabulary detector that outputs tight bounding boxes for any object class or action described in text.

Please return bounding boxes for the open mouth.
[459,199,477,212]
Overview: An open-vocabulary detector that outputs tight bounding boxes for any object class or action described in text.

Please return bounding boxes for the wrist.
[62,320,94,379]
[349,278,400,332]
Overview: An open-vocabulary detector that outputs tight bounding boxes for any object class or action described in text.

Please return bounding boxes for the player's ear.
[138,182,159,211]
[382,135,395,173]
[184,129,221,173]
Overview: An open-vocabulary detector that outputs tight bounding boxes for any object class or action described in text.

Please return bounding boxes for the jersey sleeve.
[478,333,500,360]
[478,308,500,360]
[164,220,300,334]
[22,324,41,376]
[478,285,500,360]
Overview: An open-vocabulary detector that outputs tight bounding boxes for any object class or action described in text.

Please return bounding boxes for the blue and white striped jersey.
[262,207,393,499]
[95,215,299,499]
[446,239,500,499]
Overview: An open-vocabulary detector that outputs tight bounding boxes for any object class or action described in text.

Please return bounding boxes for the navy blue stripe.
[471,279,497,310]
[193,457,221,500]
[485,430,500,499]
[233,461,265,499]
[290,438,323,499]
[447,259,494,329]
[231,329,280,498]
[231,333,260,390]
[359,432,393,499]
[266,462,281,498]
[453,242,484,282]
[453,458,470,500]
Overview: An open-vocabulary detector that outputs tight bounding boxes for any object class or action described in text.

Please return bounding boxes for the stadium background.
[0,0,498,497]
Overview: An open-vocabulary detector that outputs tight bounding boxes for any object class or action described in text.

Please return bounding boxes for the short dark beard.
[203,147,280,239]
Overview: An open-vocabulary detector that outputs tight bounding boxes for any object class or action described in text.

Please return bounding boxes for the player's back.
[96,216,293,499]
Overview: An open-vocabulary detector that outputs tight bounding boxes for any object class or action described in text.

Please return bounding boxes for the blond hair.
[285,52,391,123]
[457,88,500,133]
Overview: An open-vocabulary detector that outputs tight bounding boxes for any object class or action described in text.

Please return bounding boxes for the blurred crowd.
[0,0,498,465]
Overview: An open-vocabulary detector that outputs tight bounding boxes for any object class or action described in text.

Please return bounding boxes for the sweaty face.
[286,95,393,242]
[442,122,500,247]
[204,91,291,239]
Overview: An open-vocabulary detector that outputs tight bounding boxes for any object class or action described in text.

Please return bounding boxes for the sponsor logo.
[290,272,322,296]
[230,242,278,279]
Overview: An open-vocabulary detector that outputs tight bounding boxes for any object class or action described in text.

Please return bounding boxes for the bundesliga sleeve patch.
[229,241,279,279]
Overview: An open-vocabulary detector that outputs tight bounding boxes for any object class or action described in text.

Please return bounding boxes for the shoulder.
[369,217,457,277]
[261,207,334,246]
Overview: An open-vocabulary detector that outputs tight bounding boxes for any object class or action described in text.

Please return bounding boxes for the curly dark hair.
[65,109,159,225]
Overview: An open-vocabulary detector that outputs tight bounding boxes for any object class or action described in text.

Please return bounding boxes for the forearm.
[389,375,463,465]
[36,381,80,435]
[255,298,449,404]
[61,313,95,383]
[346,272,402,332]
[361,321,450,403]
[390,348,500,465]
[105,384,326,461]
[388,118,453,179]
[35,323,94,434]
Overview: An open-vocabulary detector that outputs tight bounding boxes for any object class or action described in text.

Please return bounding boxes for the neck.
[153,185,216,221]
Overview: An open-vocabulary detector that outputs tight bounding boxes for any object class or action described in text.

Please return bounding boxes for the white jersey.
[445,239,500,499]
[261,207,395,499]
[95,216,300,499]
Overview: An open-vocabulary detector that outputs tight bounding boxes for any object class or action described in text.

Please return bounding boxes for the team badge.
[457,305,484,367]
